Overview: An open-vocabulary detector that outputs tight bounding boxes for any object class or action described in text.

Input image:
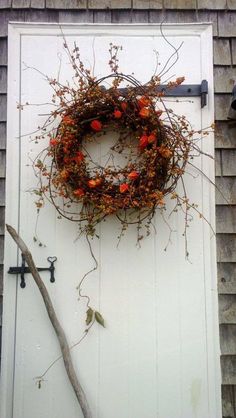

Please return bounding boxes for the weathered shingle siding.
[0,2,236,417]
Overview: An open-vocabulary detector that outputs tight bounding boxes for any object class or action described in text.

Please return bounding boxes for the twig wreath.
[32,41,213,244]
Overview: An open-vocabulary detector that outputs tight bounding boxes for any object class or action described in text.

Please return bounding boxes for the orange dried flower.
[114,110,122,119]
[128,171,139,181]
[158,146,172,159]
[75,151,84,164]
[148,133,157,144]
[138,96,150,108]
[60,169,69,181]
[121,102,127,111]
[63,157,71,164]
[63,116,75,126]
[139,107,150,118]
[120,183,129,193]
[139,135,149,149]
[88,178,102,188]
[50,138,58,147]
[88,179,97,188]
[73,188,85,197]
[90,120,102,132]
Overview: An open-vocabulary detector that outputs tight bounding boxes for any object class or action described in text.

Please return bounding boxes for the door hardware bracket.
[8,255,57,288]
[118,79,208,108]
[156,79,208,108]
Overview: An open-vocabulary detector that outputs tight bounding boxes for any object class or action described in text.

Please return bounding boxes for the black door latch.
[8,255,57,289]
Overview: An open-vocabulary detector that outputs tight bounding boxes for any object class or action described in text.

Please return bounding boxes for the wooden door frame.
[0,22,220,418]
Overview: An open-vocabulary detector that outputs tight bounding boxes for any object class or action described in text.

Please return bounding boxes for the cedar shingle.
[220,324,236,354]
[231,38,236,65]
[215,122,236,149]
[89,0,131,8]
[0,236,3,264]
[215,95,231,121]
[0,207,5,235]
[227,0,236,9]
[12,0,31,7]
[216,206,236,233]
[93,10,111,22]
[31,0,45,7]
[218,262,236,294]
[59,10,93,22]
[218,11,236,37]
[0,67,7,95]
[164,0,196,8]
[0,180,5,206]
[215,149,222,176]
[0,123,6,150]
[217,234,236,262]
[221,356,236,384]
[0,39,7,66]
[46,0,86,8]
[0,96,7,122]
[0,151,5,178]
[132,10,149,22]
[222,385,236,417]
[219,294,236,323]
[0,0,11,8]
[111,10,132,22]
[133,0,163,8]
[214,67,236,93]
[222,150,236,176]
[198,0,227,9]
[213,39,231,65]
[24,9,58,21]
[216,177,236,204]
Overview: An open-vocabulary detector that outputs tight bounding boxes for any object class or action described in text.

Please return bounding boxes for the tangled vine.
[32,41,213,243]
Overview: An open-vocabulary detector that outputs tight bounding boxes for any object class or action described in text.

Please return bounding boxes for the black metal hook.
[8,255,57,288]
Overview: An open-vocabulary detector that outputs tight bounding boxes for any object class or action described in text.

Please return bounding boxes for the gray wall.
[0,1,236,416]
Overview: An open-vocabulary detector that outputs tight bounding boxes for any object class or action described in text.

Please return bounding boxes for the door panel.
[1,24,220,418]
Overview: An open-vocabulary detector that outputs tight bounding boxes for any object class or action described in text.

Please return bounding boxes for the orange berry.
[121,102,127,111]
[114,109,122,119]
[95,178,102,186]
[75,151,84,164]
[90,120,102,132]
[139,107,150,118]
[120,183,129,193]
[62,116,75,126]
[139,135,149,149]
[128,171,139,181]
[50,138,58,147]
[138,96,150,108]
[88,178,102,188]
[60,169,69,180]
[73,188,85,197]
[148,133,157,144]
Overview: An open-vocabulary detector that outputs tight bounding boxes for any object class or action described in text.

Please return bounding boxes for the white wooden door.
[1,23,221,418]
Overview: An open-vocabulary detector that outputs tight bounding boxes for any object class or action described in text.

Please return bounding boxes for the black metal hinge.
[8,255,57,288]
[156,80,208,108]
[118,79,208,108]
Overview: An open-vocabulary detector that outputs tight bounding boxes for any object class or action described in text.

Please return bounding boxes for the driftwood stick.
[6,224,92,418]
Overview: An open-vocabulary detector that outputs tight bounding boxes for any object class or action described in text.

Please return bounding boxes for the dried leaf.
[95,311,105,328]
[86,307,94,326]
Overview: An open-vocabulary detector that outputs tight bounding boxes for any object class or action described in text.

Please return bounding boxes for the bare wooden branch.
[6,224,92,418]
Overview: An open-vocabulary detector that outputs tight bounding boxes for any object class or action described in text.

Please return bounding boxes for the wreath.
[33,43,212,241]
